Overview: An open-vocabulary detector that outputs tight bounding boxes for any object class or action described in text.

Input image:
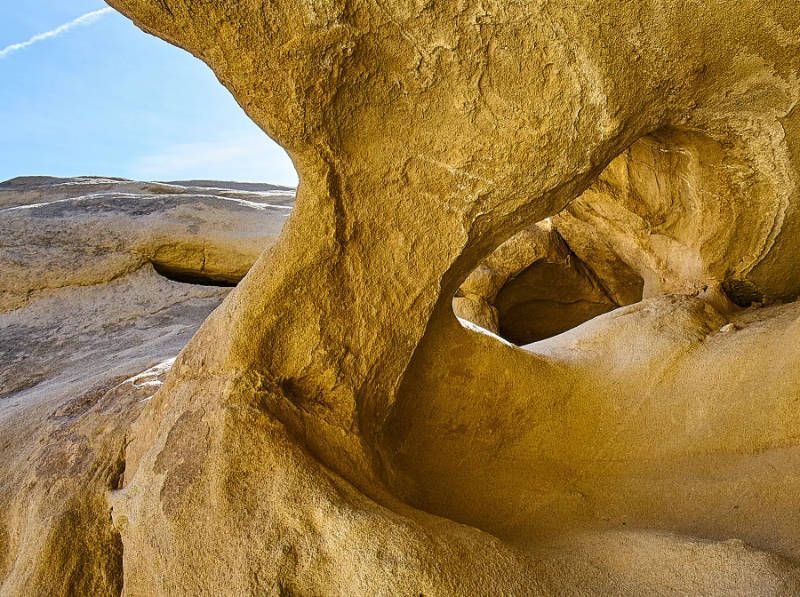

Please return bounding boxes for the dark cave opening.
[151,262,240,287]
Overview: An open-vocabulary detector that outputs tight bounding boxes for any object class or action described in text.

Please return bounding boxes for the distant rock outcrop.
[0,176,293,310]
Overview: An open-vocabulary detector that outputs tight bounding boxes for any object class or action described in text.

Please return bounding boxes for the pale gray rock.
[0,177,294,312]
[0,177,294,594]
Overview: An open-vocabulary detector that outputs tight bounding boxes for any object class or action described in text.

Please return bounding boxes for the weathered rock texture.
[4,0,800,594]
[0,176,292,312]
[453,221,641,344]
[0,178,290,594]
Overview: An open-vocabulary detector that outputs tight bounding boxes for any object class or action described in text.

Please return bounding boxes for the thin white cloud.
[0,7,113,60]
[129,135,299,186]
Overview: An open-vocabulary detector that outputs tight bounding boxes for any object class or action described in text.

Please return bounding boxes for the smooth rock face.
[4,1,800,595]
[0,178,291,594]
[0,176,293,311]
[553,127,800,305]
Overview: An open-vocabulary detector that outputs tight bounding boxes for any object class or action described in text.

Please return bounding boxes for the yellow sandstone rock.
[3,0,800,594]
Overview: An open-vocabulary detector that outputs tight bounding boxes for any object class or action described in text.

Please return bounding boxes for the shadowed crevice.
[151,262,240,287]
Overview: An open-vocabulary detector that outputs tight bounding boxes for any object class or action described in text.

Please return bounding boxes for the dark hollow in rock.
[151,262,240,287]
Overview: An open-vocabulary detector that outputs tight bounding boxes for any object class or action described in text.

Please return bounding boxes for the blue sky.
[0,2,298,185]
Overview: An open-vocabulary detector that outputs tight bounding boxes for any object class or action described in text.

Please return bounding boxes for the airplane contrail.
[0,7,114,60]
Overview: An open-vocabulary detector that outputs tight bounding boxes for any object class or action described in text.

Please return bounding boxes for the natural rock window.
[456,125,800,344]
[453,218,644,345]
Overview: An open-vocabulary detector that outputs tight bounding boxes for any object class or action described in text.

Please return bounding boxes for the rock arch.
[102,0,800,593]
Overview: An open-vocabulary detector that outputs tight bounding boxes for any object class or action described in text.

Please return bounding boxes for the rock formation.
[453,220,639,344]
[0,177,292,312]
[4,0,800,594]
[0,177,291,594]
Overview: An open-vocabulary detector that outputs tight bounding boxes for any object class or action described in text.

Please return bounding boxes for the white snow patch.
[215,196,293,210]
[1,192,140,212]
[456,317,516,347]
[55,178,127,186]
[125,357,176,388]
[2,197,78,212]
[199,187,294,199]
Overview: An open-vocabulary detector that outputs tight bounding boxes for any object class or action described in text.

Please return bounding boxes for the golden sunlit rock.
[3,1,800,594]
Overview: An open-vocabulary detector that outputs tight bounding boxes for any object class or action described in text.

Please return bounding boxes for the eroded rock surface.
[4,1,800,595]
[0,176,292,311]
[454,221,642,344]
[0,177,291,594]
